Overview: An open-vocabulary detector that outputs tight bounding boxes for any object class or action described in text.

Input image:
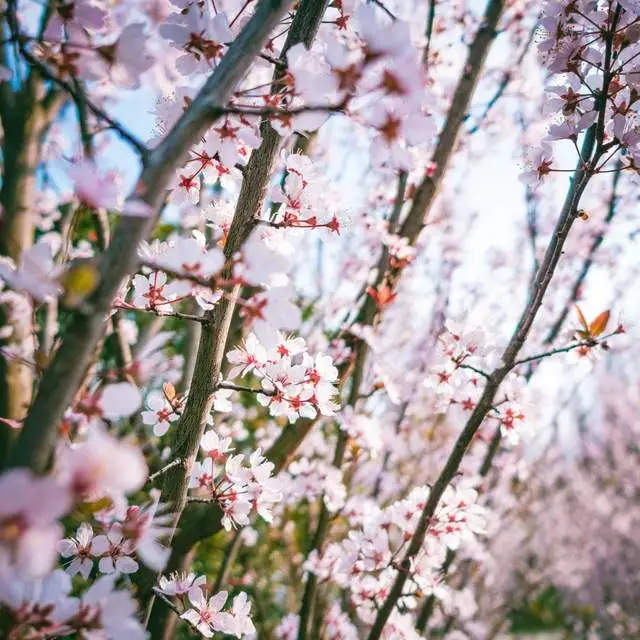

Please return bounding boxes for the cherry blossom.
[181,588,229,638]
[227,333,268,378]
[57,523,99,579]
[189,435,281,531]
[78,574,147,639]
[236,226,292,286]
[519,143,554,187]
[158,571,206,597]
[149,234,225,281]
[0,240,62,302]
[0,568,78,635]
[57,428,147,500]
[160,5,234,75]
[218,591,257,638]
[131,271,190,312]
[142,390,180,436]
[0,0,638,638]
[0,469,70,578]
[120,490,171,571]
[91,527,139,575]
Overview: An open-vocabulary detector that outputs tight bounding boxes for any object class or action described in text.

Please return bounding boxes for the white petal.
[99,382,142,419]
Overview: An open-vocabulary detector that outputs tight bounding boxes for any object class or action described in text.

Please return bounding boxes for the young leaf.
[163,382,176,402]
[576,305,589,332]
[589,310,610,338]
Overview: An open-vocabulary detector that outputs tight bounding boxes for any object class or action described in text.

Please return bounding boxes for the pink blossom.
[218,591,256,638]
[158,571,206,597]
[57,429,147,500]
[80,574,146,639]
[69,160,123,210]
[0,240,62,302]
[57,523,98,579]
[227,333,268,378]
[0,469,70,577]
[91,528,139,574]
[181,588,228,637]
[142,390,180,437]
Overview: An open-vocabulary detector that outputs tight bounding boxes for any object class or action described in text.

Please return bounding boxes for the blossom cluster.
[0,0,637,638]
[156,2,435,213]
[158,571,255,638]
[0,422,161,575]
[58,491,170,579]
[279,457,347,513]
[304,483,487,626]
[284,5,435,169]
[0,435,164,637]
[226,333,340,422]
[424,322,531,444]
[0,570,148,639]
[275,603,359,640]
[190,430,281,531]
[521,0,640,186]
[132,232,225,311]
[268,154,341,233]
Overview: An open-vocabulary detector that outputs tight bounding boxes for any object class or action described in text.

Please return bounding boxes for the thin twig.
[215,102,345,118]
[148,458,185,483]
[218,381,273,395]
[511,332,616,368]
[468,21,538,135]
[458,363,491,379]
[544,159,623,344]
[119,304,211,324]
[17,45,148,156]
[187,497,216,504]
[152,588,184,617]
[370,0,398,21]
[138,260,222,289]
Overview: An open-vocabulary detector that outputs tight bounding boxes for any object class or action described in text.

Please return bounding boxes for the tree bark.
[0,74,65,464]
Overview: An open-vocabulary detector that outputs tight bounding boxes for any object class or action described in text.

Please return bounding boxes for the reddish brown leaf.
[163,382,176,402]
[589,310,610,338]
[575,305,589,333]
[368,284,397,310]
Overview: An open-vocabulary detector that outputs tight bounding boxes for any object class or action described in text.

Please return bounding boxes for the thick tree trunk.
[0,78,62,463]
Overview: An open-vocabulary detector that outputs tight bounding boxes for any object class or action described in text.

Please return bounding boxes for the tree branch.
[511,332,616,368]
[0,38,66,458]
[366,116,602,639]
[14,45,148,156]
[543,159,623,345]
[141,3,328,638]
[8,0,297,474]
[399,0,506,244]
[214,102,345,118]
[423,0,437,67]
[468,20,538,135]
